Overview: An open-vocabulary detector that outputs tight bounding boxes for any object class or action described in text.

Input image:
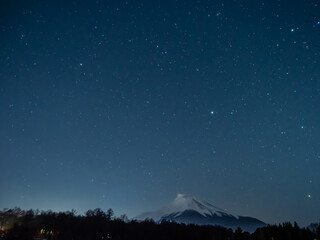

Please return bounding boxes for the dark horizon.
[1,0,320,227]
[1,207,318,240]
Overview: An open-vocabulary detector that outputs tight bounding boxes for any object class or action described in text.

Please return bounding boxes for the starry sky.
[1,0,320,226]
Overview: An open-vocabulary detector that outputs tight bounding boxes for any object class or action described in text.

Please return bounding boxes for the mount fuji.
[136,194,266,232]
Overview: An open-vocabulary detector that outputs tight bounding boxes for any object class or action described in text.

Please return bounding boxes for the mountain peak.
[176,193,188,198]
[135,194,266,232]
[136,194,235,221]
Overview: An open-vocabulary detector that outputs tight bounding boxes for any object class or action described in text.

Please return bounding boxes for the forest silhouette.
[0,207,319,240]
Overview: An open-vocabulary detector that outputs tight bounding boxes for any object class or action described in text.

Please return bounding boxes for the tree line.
[0,207,319,240]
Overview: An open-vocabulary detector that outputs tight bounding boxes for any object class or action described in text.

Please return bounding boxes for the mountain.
[136,194,266,232]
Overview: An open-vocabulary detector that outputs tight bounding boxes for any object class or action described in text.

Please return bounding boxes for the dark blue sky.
[1,0,320,226]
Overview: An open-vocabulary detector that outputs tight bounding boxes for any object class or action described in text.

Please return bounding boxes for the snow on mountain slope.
[136,194,237,221]
[136,194,266,232]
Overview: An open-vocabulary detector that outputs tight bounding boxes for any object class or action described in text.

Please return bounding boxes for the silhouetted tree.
[106,208,114,220]
[234,227,244,240]
[119,214,129,223]
[317,223,320,239]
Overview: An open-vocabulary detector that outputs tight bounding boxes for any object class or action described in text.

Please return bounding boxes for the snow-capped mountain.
[136,194,266,232]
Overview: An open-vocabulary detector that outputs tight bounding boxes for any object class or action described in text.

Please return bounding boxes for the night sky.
[1,0,320,226]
